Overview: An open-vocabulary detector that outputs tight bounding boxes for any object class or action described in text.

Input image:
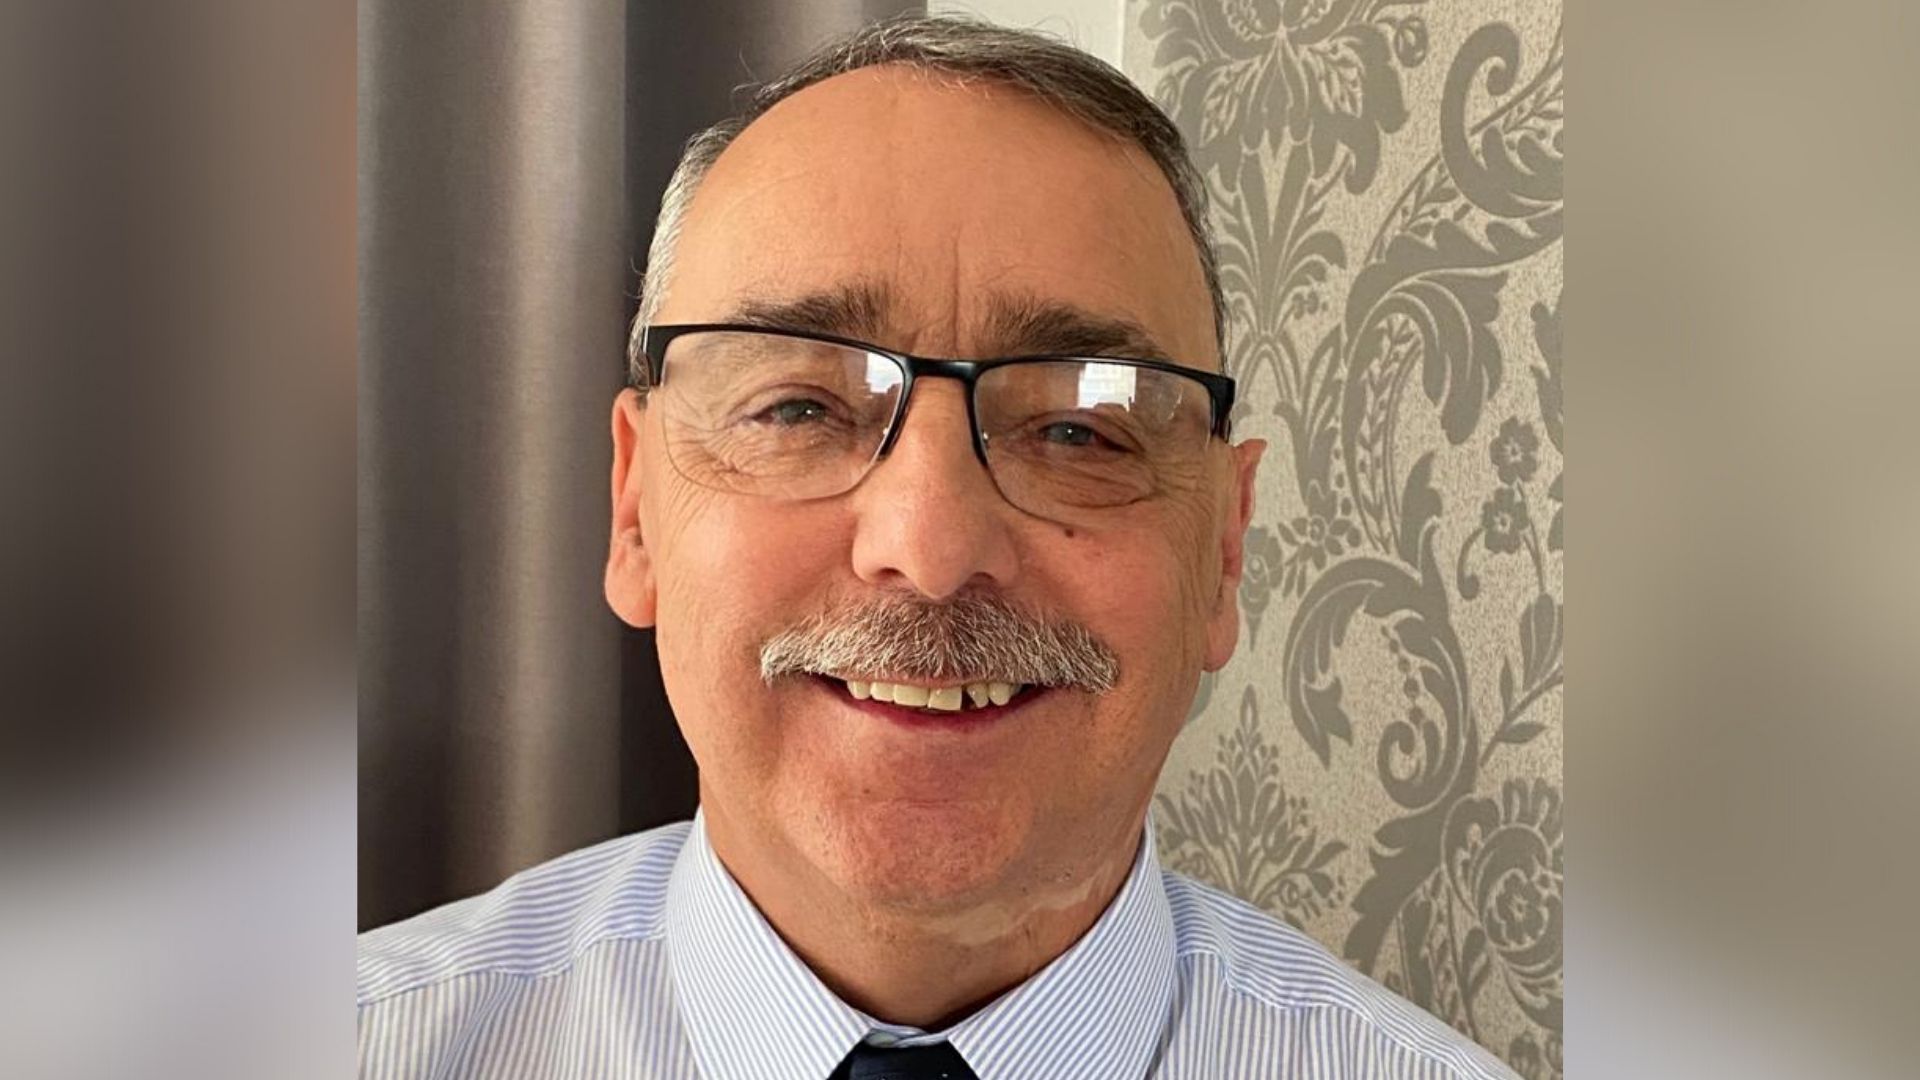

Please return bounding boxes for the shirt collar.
[664,811,1176,1080]
[664,811,867,1080]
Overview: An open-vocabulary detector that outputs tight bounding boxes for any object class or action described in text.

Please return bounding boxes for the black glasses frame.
[638,323,1236,466]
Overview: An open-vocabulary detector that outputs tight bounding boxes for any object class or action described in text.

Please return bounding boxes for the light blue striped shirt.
[358,814,1516,1078]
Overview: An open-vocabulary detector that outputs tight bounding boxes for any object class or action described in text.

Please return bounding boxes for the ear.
[605,388,658,627]
[1203,438,1266,671]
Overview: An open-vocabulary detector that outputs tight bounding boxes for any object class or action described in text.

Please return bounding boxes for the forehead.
[658,65,1215,368]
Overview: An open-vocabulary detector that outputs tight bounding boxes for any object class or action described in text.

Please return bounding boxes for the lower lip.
[809,675,1047,730]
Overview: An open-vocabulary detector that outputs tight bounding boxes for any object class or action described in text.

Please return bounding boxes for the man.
[359,16,1517,1079]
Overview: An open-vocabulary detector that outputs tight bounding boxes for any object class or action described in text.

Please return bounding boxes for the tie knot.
[831,1039,979,1080]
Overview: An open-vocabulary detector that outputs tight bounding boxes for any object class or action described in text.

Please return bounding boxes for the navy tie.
[829,1040,979,1080]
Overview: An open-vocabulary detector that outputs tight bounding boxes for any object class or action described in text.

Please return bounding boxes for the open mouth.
[810,674,1042,718]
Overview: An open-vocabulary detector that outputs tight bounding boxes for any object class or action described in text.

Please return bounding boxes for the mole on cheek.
[1061,526,1076,540]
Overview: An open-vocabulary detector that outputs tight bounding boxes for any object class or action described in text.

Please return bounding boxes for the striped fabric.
[358,814,1518,1079]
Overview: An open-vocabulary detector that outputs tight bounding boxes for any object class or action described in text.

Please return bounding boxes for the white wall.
[927,0,1126,67]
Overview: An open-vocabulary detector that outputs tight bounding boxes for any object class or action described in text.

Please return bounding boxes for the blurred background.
[2,1,1917,1078]
[2,3,355,1078]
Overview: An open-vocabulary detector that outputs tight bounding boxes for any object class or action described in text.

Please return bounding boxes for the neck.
[702,802,1145,1030]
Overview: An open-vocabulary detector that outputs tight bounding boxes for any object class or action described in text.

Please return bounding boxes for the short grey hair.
[626,13,1223,388]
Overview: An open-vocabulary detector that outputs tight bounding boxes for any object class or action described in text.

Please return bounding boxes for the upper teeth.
[844,679,1023,711]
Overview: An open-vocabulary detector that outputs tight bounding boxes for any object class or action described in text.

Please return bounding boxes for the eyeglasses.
[636,323,1236,518]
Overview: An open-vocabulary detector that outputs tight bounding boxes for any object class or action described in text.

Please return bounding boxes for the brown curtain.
[359,0,920,930]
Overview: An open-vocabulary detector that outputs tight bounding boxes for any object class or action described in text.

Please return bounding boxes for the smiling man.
[358,16,1514,1080]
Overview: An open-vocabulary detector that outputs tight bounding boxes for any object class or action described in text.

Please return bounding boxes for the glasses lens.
[654,331,903,498]
[977,360,1214,513]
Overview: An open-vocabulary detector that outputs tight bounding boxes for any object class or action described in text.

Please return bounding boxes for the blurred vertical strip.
[1574,1,1920,1077]
[0,0,354,819]
[0,1,355,1078]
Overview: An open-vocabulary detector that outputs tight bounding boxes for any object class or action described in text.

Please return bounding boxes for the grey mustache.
[759,593,1119,693]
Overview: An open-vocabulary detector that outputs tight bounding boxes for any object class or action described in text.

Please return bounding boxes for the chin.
[809,796,1032,911]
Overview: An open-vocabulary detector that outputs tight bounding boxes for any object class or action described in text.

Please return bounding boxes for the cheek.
[1051,503,1220,677]
[649,454,840,629]
[645,476,849,760]
[1035,514,1214,749]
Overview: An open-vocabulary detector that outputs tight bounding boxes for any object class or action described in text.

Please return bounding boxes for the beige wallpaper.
[1125,1,1564,1075]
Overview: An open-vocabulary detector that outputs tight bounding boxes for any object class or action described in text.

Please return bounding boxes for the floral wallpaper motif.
[1156,686,1350,924]
[1128,1,1563,1073]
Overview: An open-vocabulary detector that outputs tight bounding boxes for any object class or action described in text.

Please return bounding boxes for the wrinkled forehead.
[656,66,1218,370]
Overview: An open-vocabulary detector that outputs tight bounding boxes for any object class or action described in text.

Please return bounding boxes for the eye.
[1038,420,1100,447]
[753,397,833,426]
[1032,417,1141,454]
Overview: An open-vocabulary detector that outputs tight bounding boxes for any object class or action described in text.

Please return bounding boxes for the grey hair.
[759,590,1119,693]
[626,13,1223,388]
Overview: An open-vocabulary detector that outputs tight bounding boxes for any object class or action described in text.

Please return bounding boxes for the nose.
[848,379,1020,600]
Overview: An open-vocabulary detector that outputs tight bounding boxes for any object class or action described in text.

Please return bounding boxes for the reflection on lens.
[1075,363,1138,410]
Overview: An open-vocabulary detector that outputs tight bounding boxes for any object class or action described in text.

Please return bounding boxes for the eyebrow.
[726,282,892,342]
[980,295,1172,362]
[721,283,1174,363]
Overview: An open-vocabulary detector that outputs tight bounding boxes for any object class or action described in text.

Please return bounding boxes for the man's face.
[607,67,1262,915]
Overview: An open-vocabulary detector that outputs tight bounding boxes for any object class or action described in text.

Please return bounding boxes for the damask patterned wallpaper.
[1124,1,1563,1075]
